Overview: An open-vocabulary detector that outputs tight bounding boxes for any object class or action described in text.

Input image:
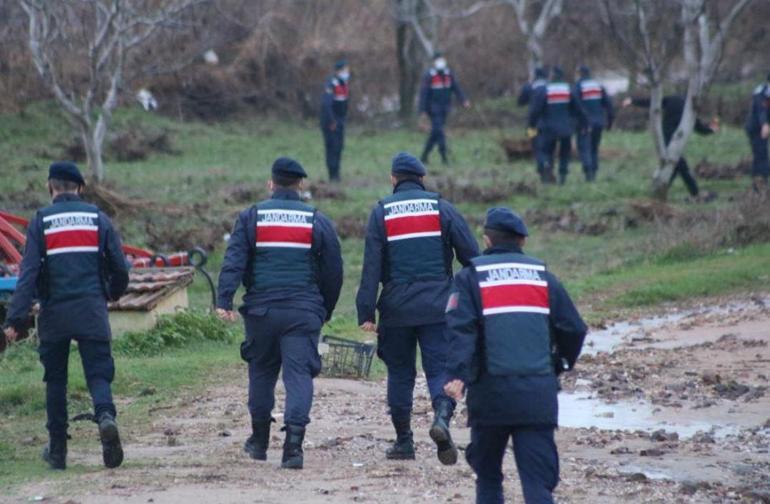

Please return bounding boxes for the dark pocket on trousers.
[240,339,258,362]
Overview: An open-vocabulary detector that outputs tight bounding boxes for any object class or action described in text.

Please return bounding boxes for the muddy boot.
[42,434,67,470]
[244,419,272,461]
[281,424,305,469]
[386,417,415,460]
[98,412,124,469]
[429,398,457,466]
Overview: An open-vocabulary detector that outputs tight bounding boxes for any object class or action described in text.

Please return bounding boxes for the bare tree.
[601,0,752,200]
[503,0,563,76]
[19,0,204,183]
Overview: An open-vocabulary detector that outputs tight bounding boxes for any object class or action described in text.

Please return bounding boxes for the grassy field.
[1,101,768,488]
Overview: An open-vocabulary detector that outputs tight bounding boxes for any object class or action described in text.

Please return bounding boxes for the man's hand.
[216,308,238,322]
[710,116,721,133]
[762,123,770,140]
[360,321,377,333]
[328,121,337,132]
[463,100,471,109]
[3,326,18,344]
[444,379,465,401]
[418,113,430,132]
[526,127,538,139]
[621,97,633,108]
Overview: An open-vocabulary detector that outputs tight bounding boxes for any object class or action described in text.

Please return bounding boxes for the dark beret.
[391,152,426,177]
[578,65,591,77]
[48,161,85,186]
[271,157,307,179]
[335,59,348,70]
[551,66,564,80]
[484,207,528,237]
[534,66,548,79]
[432,51,443,60]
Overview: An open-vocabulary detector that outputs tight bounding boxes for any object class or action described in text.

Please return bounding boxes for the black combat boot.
[244,419,272,461]
[42,434,67,470]
[98,412,124,469]
[281,424,305,469]
[385,416,415,460]
[429,398,458,465]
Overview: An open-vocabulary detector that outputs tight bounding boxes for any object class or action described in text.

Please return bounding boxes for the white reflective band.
[384,210,439,220]
[548,84,570,92]
[256,222,313,228]
[483,306,550,315]
[258,209,314,217]
[386,231,442,241]
[42,212,98,222]
[46,246,99,255]
[383,199,438,209]
[475,262,546,272]
[479,279,547,288]
[255,242,311,249]
[44,225,98,235]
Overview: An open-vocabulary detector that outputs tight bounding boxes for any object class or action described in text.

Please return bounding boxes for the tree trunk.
[396,21,420,119]
[526,35,543,77]
[82,127,105,183]
[651,93,696,201]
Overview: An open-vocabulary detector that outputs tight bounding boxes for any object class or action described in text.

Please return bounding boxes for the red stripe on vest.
[548,92,570,101]
[582,89,602,99]
[45,229,98,251]
[480,284,549,310]
[257,226,312,245]
[385,214,440,238]
[431,75,452,87]
[333,83,348,99]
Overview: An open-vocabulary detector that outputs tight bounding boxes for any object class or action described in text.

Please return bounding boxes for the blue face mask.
[337,70,350,81]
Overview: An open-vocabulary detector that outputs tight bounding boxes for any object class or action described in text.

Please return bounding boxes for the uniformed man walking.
[529,66,587,185]
[419,52,470,165]
[2,162,129,470]
[216,158,343,469]
[745,73,770,192]
[574,66,614,182]
[622,95,719,200]
[356,152,479,464]
[517,67,550,180]
[320,60,351,182]
[443,208,587,503]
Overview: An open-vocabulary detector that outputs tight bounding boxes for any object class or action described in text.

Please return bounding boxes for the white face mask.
[337,70,350,81]
[434,58,447,70]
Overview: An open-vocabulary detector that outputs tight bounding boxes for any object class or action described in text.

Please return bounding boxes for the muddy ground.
[5,296,770,504]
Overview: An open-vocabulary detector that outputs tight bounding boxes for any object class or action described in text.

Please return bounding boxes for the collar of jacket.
[271,188,301,201]
[393,180,426,193]
[52,192,82,204]
[483,244,523,255]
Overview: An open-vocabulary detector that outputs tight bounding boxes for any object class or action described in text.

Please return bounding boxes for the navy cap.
[432,51,443,60]
[534,66,548,79]
[271,157,307,179]
[552,66,564,80]
[391,152,426,177]
[484,207,528,237]
[335,59,348,70]
[578,65,591,77]
[48,161,85,186]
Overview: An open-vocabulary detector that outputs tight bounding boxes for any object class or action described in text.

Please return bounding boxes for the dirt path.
[5,297,770,503]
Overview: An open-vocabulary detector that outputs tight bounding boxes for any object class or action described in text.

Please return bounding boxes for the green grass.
[1,99,769,489]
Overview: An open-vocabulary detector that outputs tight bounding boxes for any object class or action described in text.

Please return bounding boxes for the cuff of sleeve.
[217,300,233,311]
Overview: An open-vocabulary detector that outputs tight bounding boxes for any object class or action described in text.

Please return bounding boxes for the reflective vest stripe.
[383,197,441,242]
[255,209,314,249]
[430,74,452,89]
[475,262,545,272]
[42,211,99,255]
[547,83,570,104]
[479,283,550,316]
[581,82,602,100]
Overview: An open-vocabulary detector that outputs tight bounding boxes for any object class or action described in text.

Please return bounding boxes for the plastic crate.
[319,335,376,379]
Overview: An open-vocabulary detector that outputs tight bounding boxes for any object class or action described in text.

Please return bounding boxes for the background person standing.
[320,59,350,182]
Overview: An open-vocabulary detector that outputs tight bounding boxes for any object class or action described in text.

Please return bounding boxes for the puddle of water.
[584,298,769,355]
[559,392,741,439]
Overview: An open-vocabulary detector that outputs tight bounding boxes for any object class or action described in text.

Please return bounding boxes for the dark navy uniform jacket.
[356,180,479,328]
[517,78,548,107]
[445,245,586,427]
[574,78,614,128]
[745,83,770,134]
[320,75,349,128]
[630,96,714,144]
[418,68,467,115]
[217,188,343,321]
[529,80,587,137]
[4,193,129,341]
